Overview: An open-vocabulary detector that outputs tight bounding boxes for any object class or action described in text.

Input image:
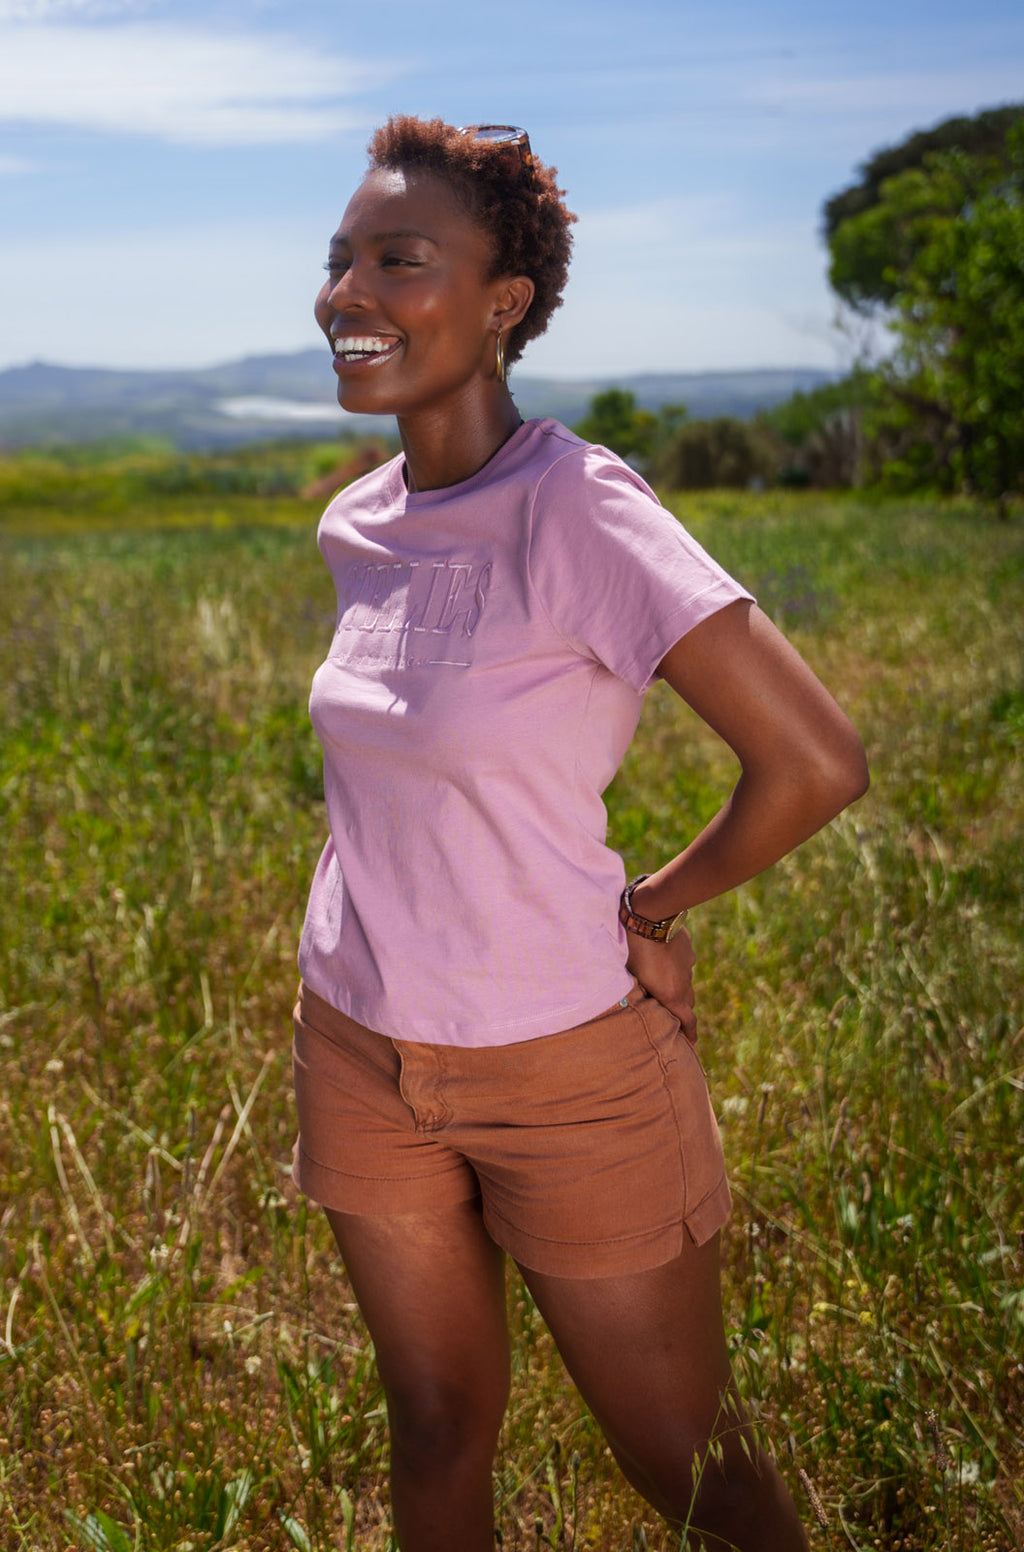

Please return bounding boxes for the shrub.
[652,415,779,490]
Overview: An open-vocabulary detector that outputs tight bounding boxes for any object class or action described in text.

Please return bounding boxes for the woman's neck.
[398,384,523,493]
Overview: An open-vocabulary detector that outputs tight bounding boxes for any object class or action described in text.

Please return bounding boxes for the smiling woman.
[290,113,867,1552]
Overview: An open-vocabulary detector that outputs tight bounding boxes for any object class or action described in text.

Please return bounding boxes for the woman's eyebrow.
[330,228,440,250]
[375,228,440,244]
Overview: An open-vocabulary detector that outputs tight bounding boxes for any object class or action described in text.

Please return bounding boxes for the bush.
[759,371,876,488]
[652,415,779,490]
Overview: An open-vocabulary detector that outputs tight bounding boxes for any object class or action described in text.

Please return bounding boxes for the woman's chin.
[335,380,391,418]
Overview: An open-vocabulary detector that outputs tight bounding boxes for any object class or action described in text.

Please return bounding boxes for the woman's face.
[315,167,506,420]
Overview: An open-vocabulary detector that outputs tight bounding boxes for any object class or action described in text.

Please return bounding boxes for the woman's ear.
[493,275,535,334]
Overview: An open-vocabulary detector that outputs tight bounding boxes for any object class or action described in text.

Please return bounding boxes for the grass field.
[1,461,1022,1551]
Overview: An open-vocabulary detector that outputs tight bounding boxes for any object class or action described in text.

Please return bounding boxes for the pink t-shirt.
[297,417,752,1046]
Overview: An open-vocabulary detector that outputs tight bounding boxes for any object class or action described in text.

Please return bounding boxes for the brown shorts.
[291,979,732,1278]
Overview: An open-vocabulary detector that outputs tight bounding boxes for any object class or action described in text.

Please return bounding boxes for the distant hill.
[0,351,837,450]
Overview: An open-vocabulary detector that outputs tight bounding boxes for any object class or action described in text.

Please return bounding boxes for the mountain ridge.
[0,351,838,450]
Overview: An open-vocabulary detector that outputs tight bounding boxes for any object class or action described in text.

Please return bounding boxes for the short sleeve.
[527,444,754,692]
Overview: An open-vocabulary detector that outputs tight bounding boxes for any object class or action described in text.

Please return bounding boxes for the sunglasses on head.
[459,124,537,185]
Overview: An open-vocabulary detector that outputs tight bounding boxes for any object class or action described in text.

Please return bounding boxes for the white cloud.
[753,65,1024,115]
[0,0,146,17]
[523,290,844,379]
[746,64,1024,144]
[0,222,329,369]
[0,22,397,145]
[0,210,846,379]
[0,152,34,174]
[575,194,733,248]
[571,194,826,290]
[519,193,845,377]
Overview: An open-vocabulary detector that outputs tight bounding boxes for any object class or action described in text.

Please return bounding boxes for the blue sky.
[2,0,1022,378]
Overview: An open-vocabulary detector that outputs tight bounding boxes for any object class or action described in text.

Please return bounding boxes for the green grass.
[0,437,387,532]
[1,471,1021,1550]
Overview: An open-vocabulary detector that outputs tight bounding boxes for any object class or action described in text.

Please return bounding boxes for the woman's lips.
[330,333,402,371]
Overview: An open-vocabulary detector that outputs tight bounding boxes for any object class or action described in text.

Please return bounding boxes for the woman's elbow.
[816,718,870,815]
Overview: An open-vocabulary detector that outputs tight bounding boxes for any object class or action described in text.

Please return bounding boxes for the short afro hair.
[365,116,576,368]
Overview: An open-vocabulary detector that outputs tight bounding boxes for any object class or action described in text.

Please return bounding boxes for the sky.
[2,0,1022,381]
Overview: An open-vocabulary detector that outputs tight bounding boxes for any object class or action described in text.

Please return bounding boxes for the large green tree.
[824,104,1024,308]
[824,109,1024,508]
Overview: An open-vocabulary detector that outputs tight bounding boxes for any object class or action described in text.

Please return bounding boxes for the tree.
[824,110,1024,510]
[572,389,686,469]
[823,104,1024,308]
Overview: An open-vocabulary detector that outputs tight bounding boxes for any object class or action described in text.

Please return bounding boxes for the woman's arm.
[624,597,869,1029]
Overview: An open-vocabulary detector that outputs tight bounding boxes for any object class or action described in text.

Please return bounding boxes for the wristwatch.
[618,874,690,942]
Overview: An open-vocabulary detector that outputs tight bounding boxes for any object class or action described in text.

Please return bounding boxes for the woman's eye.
[321,254,419,280]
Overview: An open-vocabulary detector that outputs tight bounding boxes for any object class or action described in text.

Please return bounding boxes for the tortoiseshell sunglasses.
[459,124,537,184]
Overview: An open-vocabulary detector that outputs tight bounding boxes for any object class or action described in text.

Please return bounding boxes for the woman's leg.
[325,1197,510,1552]
[520,1233,808,1552]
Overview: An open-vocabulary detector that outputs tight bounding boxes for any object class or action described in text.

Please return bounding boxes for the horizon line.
[0,354,843,381]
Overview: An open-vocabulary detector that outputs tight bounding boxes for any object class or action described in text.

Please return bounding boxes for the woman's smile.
[329,332,403,370]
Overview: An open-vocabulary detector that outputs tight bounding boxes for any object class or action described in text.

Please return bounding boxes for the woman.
[292,116,868,1551]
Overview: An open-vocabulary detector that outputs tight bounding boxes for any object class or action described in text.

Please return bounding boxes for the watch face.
[665,912,689,941]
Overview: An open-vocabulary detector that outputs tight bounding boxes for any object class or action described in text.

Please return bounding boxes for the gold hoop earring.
[496,326,506,384]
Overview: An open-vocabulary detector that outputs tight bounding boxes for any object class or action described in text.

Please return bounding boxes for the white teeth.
[332,335,394,356]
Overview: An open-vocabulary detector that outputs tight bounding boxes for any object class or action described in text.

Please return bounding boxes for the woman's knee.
[681,1455,763,1534]
[386,1373,509,1477]
[603,1417,758,1528]
[644,1442,799,1549]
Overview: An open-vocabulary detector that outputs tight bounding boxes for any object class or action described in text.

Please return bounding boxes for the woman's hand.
[625,926,698,1042]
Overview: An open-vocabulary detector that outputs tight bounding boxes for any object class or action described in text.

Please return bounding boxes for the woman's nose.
[328,262,370,310]
[317,268,364,329]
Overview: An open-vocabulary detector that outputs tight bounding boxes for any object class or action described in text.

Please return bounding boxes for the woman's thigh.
[325,1197,511,1430]
[519,1233,741,1481]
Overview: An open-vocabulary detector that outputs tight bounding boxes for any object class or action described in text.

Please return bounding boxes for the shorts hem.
[484,1172,733,1279]
[291,1142,480,1216]
[682,1173,733,1249]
